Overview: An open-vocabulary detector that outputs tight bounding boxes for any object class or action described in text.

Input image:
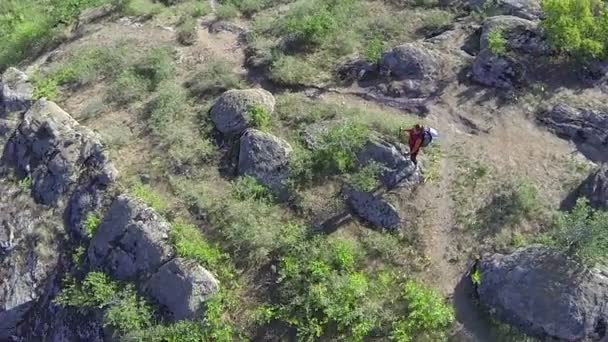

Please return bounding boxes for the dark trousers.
[410,150,419,165]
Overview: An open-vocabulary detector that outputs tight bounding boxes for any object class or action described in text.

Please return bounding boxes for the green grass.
[217,3,239,20]
[348,162,382,192]
[131,183,168,213]
[231,176,275,202]
[84,212,102,238]
[488,29,507,56]
[186,60,244,99]
[177,15,197,46]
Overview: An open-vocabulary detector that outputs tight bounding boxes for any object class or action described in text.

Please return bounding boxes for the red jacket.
[405,128,424,154]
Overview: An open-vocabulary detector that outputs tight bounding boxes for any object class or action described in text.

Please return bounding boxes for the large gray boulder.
[468,0,542,20]
[210,89,275,135]
[1,67,33,116]
[472,49,523,89]
[538,104,608,151]
[477,245,608,341]
[145,258,219,322]
[577,164,608,210]
[379,43,441,97]
[0,180,66,339]
[3,100,117,207]
[238,128,292,200]
[88,195,174,281]
[357,139,421,189]
[346,189,401,231]
[480,16,549,56]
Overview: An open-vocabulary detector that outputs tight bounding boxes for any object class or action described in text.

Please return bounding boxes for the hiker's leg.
[410,151,418,164]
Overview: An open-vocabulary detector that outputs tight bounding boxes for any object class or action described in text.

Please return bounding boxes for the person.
[402,124,426,165]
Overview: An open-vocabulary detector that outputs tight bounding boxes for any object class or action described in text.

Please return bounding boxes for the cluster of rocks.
[209,88,422,231]
[476,245,608,341]
[0,68,219,340]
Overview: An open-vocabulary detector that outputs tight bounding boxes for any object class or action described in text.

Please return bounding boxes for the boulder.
[480,16,549,56]
[1,67,33,116]
[145,258,219,322]
[210,89,275,135]
[477,245,608,341]
[537,104,608,151]
[3,100,117,207]
[357,139,421,189]
[380,43,439,81]
[0,180,66,339]
[88,195,174,281]
[472,49,523,89]
[346,189,401,231]
[577,164,608,210]
[468,0,542,20]
[238,129,292,200]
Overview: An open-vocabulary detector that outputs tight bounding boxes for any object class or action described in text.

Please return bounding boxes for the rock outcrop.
[477,245,608,341]
[346,189,401,231]
[238,128,292,200]
[480,16,549,56]
[576,164,608,210]
[468,0,542,20]
[1,67,33,116]
[538,104,608,152]
[145,258,220,322]
[472,49,523,89]
[379,43,441,97]
[210,88,275,135]
[3,100,117,207]
[357,139,421,189]
[88,195,174,281]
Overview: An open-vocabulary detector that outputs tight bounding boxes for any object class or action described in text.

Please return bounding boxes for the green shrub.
[17,176,32,192]
[107,70,150,105]
[248,104,272,131]
[147,83,187,136]
[125,321,206,342]
[72,245,86,267]
[186,60,243,99]
[134,47,175,90]
[32,76,59,100]
[313,123,370,174]
[190,2,211,17]
[550,197,608,265]
[471,269,481,285]
[487,29,507,56]
[284,4,337,47]
[84,212,102,238]
[104,286,153,333]
[120,0,164,17]
[55,272,118,308]
[391,281,454,342]
[269,54,324,86]
[231,176,274,202]
[217,3,239,20]
[348,162,382,192]
[177,16,197,46]
[131,183,167,213]
[364,37,384,63]
[541,0,608,60]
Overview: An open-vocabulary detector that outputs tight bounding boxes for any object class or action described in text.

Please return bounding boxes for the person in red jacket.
[402,124,425,165]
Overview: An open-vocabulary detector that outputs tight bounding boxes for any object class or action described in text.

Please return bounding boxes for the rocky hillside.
[2,0,608,341]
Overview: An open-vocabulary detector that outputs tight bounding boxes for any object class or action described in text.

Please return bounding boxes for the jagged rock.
[379,43,440,97]
[468,0,542,20]
[477,245,608,341]
[0,180,66,339]
[577,164,608,210]
[210,89,275,135]
[357,139,421,189]
[238,128,292,200]
[145,258,219,322]
[75,4,114,29]
[472,49,523,89]
[1,67,33,116]
[209,21,245,34]
[537,104,608,151]
[3,100,117,207]
[346,189,401,231]
[88,195,174,281]
[480,16,549,56]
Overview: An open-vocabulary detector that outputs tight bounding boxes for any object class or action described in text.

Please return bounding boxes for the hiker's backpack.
[421,127,438,147]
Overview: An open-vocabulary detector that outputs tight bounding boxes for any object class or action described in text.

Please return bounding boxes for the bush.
[390,281,454,342]
[313,123,370,174]
[541,0,608,60]
[55,272,118,308]
[231,176,274,202]
[248,104,272,131]
[186,60,243,99]
[147,83,187,136]
[285,7,337,47]
[104,286,153,333]
[364,37,384,63]
[488,29,507,56]
[348,162,382,193]
[134,47,175,90]
[84,212,102,238]
[107,70,150,105]
[217,3,239,20]
[550,198,608,265]
[177,16,197,46]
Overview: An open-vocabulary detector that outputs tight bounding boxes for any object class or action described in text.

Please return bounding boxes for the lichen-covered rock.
[480,16,549,56]
[577,164,608,210]
[468,0,542,20]
[238,128,292,200]
[472,49,523,89]
[1,67,33,116]
[477,245,608,341]
[0,180,66,339]
[145,258,219,322]
[346,189,401,231]
[379,43,441,97]
[88,195,174,281]
[357,139,421,189]
[3,100,117,207]
[537,104,608,151]
[210,89,275,135]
